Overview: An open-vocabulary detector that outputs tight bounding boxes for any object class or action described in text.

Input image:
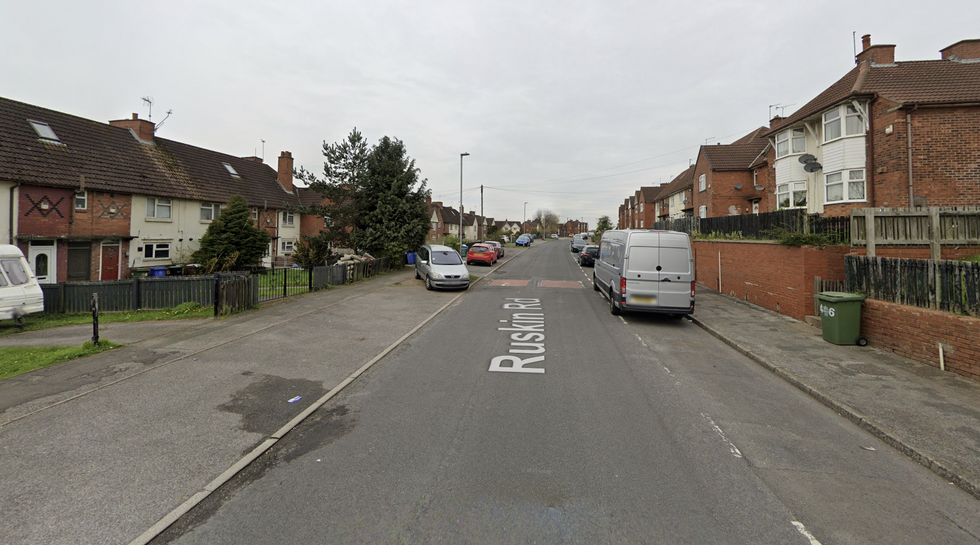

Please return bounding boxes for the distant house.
[765,35,980,216]
[691,128,770,218]
[655,165,695,221]
[0,96,300,282]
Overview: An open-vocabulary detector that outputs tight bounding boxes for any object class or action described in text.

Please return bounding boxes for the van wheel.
[593,275,600,291]
[609,289,621,316]
[425,276,434,290]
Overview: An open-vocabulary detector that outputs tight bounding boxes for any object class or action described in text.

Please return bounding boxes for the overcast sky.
[3,0,978,227]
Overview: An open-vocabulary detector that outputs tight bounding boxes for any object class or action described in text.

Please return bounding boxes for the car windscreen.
[431,251,462,265]
[585,248,599,256]
[470,246,488,253]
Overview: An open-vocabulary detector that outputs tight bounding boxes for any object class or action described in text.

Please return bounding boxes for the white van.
[593,230,695,317]
[0,244,45,325]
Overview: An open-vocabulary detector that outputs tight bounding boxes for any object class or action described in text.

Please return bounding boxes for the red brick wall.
[849,246,980,260]
[861,299,980,382]
[695,239,980,383]
[870,100,980,208]
[693,240,850,321]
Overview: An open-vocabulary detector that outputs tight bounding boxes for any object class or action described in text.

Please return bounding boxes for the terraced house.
[0,96,302,282]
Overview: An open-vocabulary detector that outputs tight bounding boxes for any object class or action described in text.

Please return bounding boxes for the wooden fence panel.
[846,255,980,315]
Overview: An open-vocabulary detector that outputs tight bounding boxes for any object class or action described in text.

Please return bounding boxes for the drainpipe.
[8,183,18,244]
[906,107,916,207]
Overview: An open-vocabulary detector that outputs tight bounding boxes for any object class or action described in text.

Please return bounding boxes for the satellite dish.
[734,183,743,190]
[798,154,816,164]
[804,162,823,173]
[754,184,765,191]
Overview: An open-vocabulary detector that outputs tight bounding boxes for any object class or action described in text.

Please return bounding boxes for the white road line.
[700,413,743,458]
[791,521,823,544]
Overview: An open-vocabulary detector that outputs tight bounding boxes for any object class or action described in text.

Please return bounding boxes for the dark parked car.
[480,240,504,258]
[571,233,589,253]
[579,245,599,267]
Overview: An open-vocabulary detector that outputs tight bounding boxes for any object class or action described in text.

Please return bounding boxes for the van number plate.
[631,295,657,304]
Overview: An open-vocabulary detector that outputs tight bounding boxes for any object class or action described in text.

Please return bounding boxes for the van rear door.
[656,233,693,309]
[623,232,662,308]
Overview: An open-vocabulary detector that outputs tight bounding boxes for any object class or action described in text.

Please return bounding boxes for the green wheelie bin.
[817,291,868,346]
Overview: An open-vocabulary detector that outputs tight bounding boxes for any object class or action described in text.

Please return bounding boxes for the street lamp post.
[460,152,469,251]
[523,202,528,236]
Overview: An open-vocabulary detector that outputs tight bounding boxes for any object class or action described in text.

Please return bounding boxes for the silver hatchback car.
[415,244,470,290]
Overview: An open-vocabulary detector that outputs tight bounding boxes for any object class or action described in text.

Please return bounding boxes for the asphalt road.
[158,240,980,544]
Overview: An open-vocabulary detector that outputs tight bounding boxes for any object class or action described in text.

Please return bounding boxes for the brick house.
[0,96,300,282]
[765,35,980,216]
[691,128,771,218]
[654,165,695,221]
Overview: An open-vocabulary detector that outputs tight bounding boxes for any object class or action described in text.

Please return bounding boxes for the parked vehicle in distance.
[571,233,589,253]
[0,244,45,326]
[467,243,496,266]
[480,240,504,258]
[501,235,510,243]
[593,230,695,317]
[415,244,469,290]
[550,234,559,239]
[516,235,532,246]
[579,245,599,267]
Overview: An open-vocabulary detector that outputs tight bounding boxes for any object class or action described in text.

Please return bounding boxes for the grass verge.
[0,340,122,380]
[0,302,211,337]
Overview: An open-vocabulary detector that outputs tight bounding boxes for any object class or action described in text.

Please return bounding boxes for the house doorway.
[29,240,56,284]
[67,242,92,282]
[101,242,120,280]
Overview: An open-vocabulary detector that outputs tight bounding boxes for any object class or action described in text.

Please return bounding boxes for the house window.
[776,128,806,158]
[845,105,863,136]
[29,120,61,143]
[698,205,706,218]
[200,202,221,221]
[281,240,294,253]
[825,169,866,203]
[251,207,258,220]
[282,210,294,226]
[699,174,706,192]
[143,242,171,260]
[74,191,88,210]
[824,105,864,142]
[146,197,172,219]
[777,182,807,209]
[223,162,240,178]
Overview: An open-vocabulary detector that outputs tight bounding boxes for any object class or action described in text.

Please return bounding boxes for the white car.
[415,244,470,290]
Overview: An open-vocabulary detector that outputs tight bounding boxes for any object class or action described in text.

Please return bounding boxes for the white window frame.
[251,207,258,220]
[698,174,706,192]
[776,128,806,158]
[74,191,87,210]
[143,242,171,260]
[200,202,221,222]
[146,197,172,219]
[281,240,294,253]
[282,210,295,226]
[777,182,807,209]
[698,205,707,218]
[29,120,61,142]
[824,105,865,143]
[223,162,240,178]
[825,169,866,204]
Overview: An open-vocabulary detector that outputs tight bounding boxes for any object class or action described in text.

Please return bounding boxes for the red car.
[467,243,497,266]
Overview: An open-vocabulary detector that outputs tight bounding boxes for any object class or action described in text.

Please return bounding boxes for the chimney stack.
[278,151,294,191]
[109,113,155,142]
[855,34,896,65]
[941,39,980,61]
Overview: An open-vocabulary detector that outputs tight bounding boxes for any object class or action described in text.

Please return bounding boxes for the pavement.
[1,259,979,544]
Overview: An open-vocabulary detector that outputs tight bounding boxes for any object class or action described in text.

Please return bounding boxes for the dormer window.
[29,120,61,143]
[223,162,240,178]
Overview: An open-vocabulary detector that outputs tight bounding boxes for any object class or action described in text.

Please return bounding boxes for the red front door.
[101,245,119,280]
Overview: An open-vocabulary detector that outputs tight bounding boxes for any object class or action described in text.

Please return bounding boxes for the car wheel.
[609,288,621,316]
[593,275,600,291]
[425,275,434,290]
